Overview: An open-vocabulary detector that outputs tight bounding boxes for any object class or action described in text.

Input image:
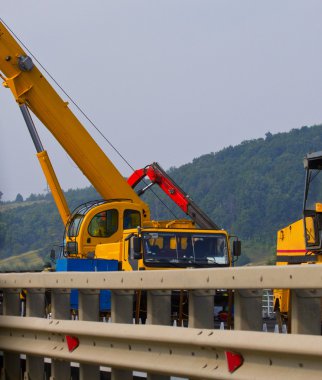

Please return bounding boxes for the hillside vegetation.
[142,125,322,263]
[1,124,322,270]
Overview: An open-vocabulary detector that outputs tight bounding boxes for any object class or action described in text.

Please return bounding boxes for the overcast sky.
[1,1,322,201]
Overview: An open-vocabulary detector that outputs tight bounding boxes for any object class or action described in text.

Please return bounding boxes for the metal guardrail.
[0,265,321,379]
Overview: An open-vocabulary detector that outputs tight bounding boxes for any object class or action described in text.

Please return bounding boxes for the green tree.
[15,193,24,202]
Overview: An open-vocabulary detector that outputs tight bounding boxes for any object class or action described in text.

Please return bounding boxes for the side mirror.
[232,240,241,257]
[129,236,142,260]
[133,236,141,253]
[133,252,142,260]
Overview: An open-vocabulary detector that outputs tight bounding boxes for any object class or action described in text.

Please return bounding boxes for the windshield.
[305,168,322,211]
[68,215,84,237]
[142,231,229,268]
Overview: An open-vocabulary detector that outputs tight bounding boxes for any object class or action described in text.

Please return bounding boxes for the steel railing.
[0,265,321,379]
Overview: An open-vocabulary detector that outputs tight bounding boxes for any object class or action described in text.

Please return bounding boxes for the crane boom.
[0,21,145,208]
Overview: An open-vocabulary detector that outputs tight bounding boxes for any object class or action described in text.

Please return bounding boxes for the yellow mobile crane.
[0,21,241,277]
[274,151,322,316]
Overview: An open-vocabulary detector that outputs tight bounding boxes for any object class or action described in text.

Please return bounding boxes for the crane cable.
[1,18,179,219]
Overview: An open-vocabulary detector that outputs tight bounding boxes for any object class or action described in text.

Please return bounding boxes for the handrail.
[0,265,321,379]
[0,265,322,290]
[1,316,322,380]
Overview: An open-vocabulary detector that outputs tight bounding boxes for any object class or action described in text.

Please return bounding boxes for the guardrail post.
[78,289,100,380]
[291,289,322,335]
[24,288,45,380]
[234,290,262,331]
[111,290,134,380]
[2,289,21,380]
[146,290,171,380]
[188,290,215,329]
[50,289,71,380]
[147,290,171,325]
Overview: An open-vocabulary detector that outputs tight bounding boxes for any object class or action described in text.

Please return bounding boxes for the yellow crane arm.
[18,102,71,224]
[37,150,70,224]
[0,21,145,207]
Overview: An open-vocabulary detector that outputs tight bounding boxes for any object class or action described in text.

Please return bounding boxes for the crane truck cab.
[274,151,322,317]
[64,199,144,260]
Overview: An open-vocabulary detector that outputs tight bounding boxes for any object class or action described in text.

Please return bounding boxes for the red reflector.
[66,335,79,352]
[225,351,244,373]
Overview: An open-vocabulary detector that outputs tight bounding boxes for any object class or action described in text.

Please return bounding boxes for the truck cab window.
[123,209,141,229]
[68,215,84,237]
[143,232,229,267]
[88,209,118,237]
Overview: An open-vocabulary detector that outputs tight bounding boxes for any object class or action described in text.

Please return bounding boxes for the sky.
[1,1,322,201]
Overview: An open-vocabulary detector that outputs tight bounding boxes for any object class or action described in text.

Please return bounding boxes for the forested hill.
[151,125,322,240]
[1,124,322,270]
[141,124,322,263]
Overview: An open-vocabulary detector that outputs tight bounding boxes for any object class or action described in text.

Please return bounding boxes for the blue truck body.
[56,258,118,311]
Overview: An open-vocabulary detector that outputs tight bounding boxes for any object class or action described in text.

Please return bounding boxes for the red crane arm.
[127,163,220,230]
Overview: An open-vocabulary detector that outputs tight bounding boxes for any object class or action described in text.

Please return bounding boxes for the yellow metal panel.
[276,219,306,258]
[273,288,290,314]
[275,218,322,313]
[95,242,122,261]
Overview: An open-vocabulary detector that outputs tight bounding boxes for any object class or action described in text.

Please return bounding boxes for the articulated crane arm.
[128,162,220,229]
[0,21,149,223]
